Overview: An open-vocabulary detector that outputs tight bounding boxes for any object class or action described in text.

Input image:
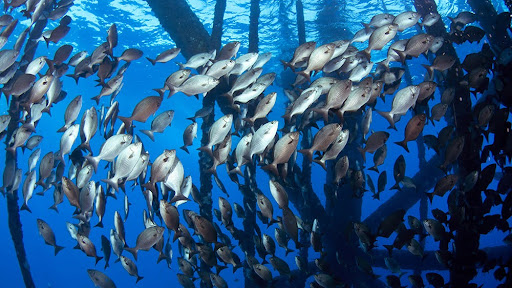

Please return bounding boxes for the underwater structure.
[1,0,512,287]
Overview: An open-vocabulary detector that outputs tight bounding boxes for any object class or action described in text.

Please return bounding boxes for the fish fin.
[426,192,434,204]
[179,145,189,154]
[48,204,59,213]
[101,178,119,192]
[95,256,104,265]
[90,95,101,105]
[167,85,177,98]
[383,244,394,256]
[85,156,99,172]
[295,70,311,82]
[357,146,366,162]
[368,166,379,173]
[297,149,313,162]
[394,140,410,153]
[117,116,132,131]
[242,117,255,126]
[104,262,110,269]
[57,124,68,133]
[20,203,31,213]
[313,158,327,171]
[54,245,65,256]
[140,129,155,141]
[311,107,329,123]
[136,276,144,283]
[216,265,227,275]
[146,57,156,65]
[376,111,395,130]
[285,247,294,256]
[422,64,434,79]
[94,221,103,228]
[124,247,137,261]
[261,163,278,176]
[197,146,213,158]
[280,60,295,72]
[393,49,407,64]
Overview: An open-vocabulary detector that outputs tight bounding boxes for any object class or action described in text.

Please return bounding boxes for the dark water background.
[0,0,510,287]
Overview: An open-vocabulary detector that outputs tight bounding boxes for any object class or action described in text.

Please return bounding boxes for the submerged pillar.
[145,0,211,59]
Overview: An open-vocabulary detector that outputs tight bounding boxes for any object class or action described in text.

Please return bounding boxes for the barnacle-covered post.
[296,0,306,45]
[210,0,227,51]
[3,15,49,288]
[145,0,212,58]
[249,0,260,53]
[467,0,512,54]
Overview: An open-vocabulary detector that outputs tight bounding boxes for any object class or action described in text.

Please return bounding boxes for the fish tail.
[102,178,119,192]
[48,204,59,213]
[376,110,395,130]
[152,88,166,98]
[297,149,313,162]
[94,221,103,228]
[312,107,329,123]
[361,22,371,31]
[95,256,104,265]
[65,73,81,84]
[140,129,155,141]
[357,146,366,162]
[85,155,99,172]
[124,247,139,261]
[261,163,278,176]
[280,60,295,72]
[422,64,434,79]
[394,140,410,153]
[242,117,255,126]
[136,276,144,283]
[54,245,65,256]
[146,57,156,65]
[167,85,178,98]
[141,182,156,196]
[179,145,190,154]
[20,203,31,213]
[197,145,213,158]
[426,192,434,204]
[368,166,379,173]
[312,158,327,171]
[117,115,132,130]
[56,124,69,133]
[22,123,36,132]
[285,247,294,256]
[216,265,227,275]
[295,70,311,82]
[104,262,110,269]
[90,95,101,105]
[383,244,394,256]
[393,49,407,64]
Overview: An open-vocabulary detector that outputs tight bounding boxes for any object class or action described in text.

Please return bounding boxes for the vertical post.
[248,0,260,53]
[210,0,227,51]
[296,0,306,44]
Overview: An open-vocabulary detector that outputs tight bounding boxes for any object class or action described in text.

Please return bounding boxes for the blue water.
[0,0,510,287]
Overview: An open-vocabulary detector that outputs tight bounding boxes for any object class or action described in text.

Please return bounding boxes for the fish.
[21,170,36,213]
[281,41,316,71]
[423,54,456,78]
[283,86,321,122]
[168,75,220,98]
[314,129,349,170]
[102,142,142,192]
[204,59,235,79]
[58,95,82,132]
[87,269,116,288]
[364,24,398,57]
[198,114,233,158]
[261,131,299,176]
[216,41,240,61]
[395,113,426,152]
[359,131,389,161]
[118,96,162,130]
[77,233,103,265]
[117,48,143,62]
[377,85,420,129]
[120,256,144,283]
[177,50,215,70]
[146,47,181,65]
[243,92,277,126]
[296,43,335,82]
[58,123,79,162]
[37,218,65,255]
[180,122,197,154]
[392,11,421,31]
[247,120,278,162]
[362,13,395,29]
[86,134,133,171]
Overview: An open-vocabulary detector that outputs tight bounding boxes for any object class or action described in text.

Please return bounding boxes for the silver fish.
[141,110,174,141]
